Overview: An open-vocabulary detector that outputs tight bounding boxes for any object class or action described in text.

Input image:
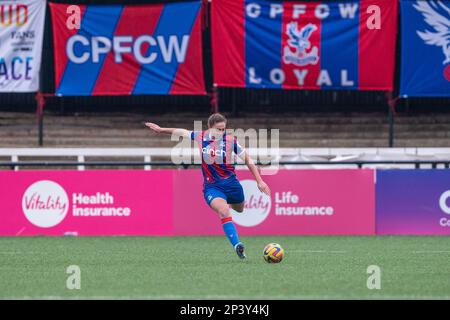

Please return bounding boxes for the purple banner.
[376,170,450,235]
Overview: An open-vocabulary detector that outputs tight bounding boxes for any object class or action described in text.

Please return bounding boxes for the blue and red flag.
[212,0,397,90]
[49,2,205,96]
[400,0,450,97]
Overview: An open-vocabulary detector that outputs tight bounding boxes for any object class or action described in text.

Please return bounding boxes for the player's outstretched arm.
[242,151,271,196]
[144,122,190,138]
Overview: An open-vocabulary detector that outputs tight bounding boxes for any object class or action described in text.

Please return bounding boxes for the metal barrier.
[0,160,449,170]
[1,148,450,170]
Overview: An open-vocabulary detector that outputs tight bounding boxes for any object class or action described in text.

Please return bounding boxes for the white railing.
[1,147,450,170]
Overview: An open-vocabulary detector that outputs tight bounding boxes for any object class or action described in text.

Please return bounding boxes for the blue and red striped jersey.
[191,130,245,184]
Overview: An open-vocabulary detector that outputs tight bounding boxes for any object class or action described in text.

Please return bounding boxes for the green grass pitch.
[1,236,449,299]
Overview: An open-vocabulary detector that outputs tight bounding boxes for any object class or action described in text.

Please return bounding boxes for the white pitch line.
[412,251,450,254]
[290,250,347,254]
[0,251,39,255]
[15,227,25,236]
[4,294,450,300]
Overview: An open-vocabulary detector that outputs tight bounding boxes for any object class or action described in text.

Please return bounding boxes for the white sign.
[0,0,46,92]
[22,180,69,228]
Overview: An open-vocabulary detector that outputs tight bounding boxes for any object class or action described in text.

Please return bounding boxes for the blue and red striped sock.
[221,217,240,247]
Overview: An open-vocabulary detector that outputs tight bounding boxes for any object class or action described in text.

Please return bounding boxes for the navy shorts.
[203,176,245,206]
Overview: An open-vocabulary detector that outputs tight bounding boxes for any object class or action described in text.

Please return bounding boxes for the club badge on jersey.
[191,130,245,184]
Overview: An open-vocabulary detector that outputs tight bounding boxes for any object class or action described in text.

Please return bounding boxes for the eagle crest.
[414,0,450,65]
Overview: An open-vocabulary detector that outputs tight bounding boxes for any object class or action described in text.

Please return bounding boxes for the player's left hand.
[258,181,271,196]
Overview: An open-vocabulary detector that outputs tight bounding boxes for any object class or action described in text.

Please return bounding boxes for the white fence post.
[77,155,85,171]
[144,155,151,170]
[11,155,18,171]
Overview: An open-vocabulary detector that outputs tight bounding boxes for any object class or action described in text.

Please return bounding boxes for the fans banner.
[49,2,205,96]
[399,0,450,97]
[211,0,397,90]
[0,0,46,92]
[376,170,450,235]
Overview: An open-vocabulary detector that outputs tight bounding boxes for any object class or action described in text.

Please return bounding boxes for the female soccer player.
[145,113,270,259]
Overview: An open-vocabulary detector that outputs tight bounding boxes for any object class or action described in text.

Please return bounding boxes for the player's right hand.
[258,181,271,196]
[145,122,162,133]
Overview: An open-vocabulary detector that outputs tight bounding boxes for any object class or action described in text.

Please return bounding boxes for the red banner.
[211,0,397,90]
